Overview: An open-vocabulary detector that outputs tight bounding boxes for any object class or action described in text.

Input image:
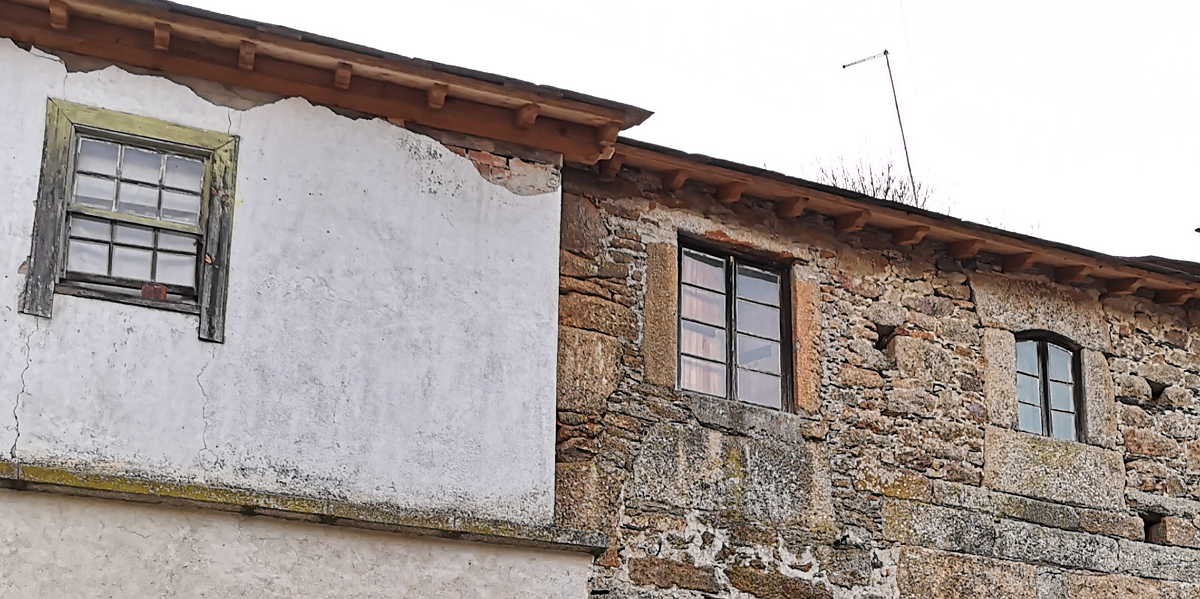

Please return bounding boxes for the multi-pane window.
[66,138,205,294]
[22,99,238,342]
[1015,335,1081,441]
[678,246,789,410]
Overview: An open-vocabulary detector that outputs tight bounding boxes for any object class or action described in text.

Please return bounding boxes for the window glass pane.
[680,320,726,362]
[1051,411,1077,441]
[1048,344,1073,383]
[1017,373,1041,405]
[111,246,152,281]
[74,174,116,209]
[1016,340,1039,376]
[681,285,725,326]
[113,224,154,248]
[69,216,110,241]
[736,300,780,340]
[737,368,781,409]
[155,252,196,287]
[77,139,118,175]
[164,155,204,192]
[736,265,780,306]
[680,355,726,397]
[157,231,198,254]
[67,239,109,275]
[121,146,162,184]
[737,334,780,374]
[1017,403,1043,435]
[161,190,202,225]
[1050,381,1074,412]
[117,182,159,218]
[681,250,725,291]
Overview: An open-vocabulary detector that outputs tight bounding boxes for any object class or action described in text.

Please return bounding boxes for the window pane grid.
[1016,337,1080,441]
[678,246,787,410]
[66,214,200,291]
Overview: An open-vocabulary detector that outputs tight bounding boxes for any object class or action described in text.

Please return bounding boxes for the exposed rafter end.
[1106,277,1143,296]
[598,154,624,182]
[515,103,540,129]
[716,182,747,204]
[238,41,256,71]
[48,0,69,30]
[426,83,449,109]
[775,197,809,219]
[662,170,689,192]
[947,239,983,259]
[152,21,171,51]
[595,123,620,148]
[333,62,353,90]
[386,117,406,128]
[893,225,929,246]
[834,210,870,233]
[1002,252,1037,273]
[1054,265,1093,284]
[1156,289,1195,306]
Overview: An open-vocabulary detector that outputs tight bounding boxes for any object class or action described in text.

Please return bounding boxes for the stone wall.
[555,164,1200,597]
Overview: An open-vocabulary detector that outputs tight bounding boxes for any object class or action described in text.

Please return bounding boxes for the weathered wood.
[1156,289,1195,306]
[48,0,68,30]
[20,99,73,318]
[662,170,688,191]
[1054,265,1092,284]
[152,21,170,51]
[333,61,352,90]
[198,137,239,343]
[427,83,448,109]
[237,40,256,71]
[834,210,870,233]
[893,225,929,246]
[515,103,539,129]
[1106,277,1143,296]
[1003,252,1037,273]
[948,239,983,259]
[598,154,624,181]
[69,204,202,235]
[596,122,620,147]
[775,197,808,219]
[55,284,202,315]
[716,181,747,204]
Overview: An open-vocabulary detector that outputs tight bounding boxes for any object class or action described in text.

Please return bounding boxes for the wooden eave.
[0,0,651,164]
[609,141,1200,307]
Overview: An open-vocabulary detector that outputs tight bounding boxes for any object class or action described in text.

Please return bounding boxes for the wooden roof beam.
[598,154,624,182]
[515,103,540,130]
[152,21,170,51]
[662,170,689,192]
[948,239,983,259]
[238,40,256,71]
[1054,265,1093,284]
[776,197,809,219]
[716,182,747,204]
[835,210,870,233]
[1106,277,1143,296]
[1156,289,1195,306]
[426,83,449,109]
[48,0,68,29]
[333,61,352,90]
[1003,252,1038,273]
[893,225,929,247]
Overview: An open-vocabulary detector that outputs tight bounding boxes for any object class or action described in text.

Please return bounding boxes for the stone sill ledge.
[0,460,607,555]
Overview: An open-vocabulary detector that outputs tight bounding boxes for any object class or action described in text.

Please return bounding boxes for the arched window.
[1015,332,1082,441]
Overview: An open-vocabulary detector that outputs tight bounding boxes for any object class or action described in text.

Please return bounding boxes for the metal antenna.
[843,49,917,204]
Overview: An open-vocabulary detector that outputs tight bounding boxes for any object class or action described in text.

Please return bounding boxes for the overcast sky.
[187,0,1200,261]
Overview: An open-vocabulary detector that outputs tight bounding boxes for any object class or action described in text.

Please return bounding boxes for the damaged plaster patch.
[11,319,39,460]
[195,344,219,471]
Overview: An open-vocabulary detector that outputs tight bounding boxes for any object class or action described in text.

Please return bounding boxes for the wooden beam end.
[1156,288,1195,306]
[333,62,353,90]
[662,170,689,192]
[1003,252,1038,273]
[1054,265,1093,284]
[238,41,257,71]
[776,197,809,220]
[427,83,449,110]
[716,181,747,204]
[893,225,930,246]
[1106,277,1144,296]
[835,209,870,233]
[947,239,983,260]
[48,0,69,30]
[596,122,620,147]
[153,22,171,51]
[515,103,540,130]
[598,154,625,181]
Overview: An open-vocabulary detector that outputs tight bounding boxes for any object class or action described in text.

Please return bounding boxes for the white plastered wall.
[0,39,561,526]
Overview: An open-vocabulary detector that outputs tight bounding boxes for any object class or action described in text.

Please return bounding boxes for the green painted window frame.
[20,99,238,343]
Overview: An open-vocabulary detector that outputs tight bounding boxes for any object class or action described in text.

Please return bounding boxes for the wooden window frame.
[1015,331,1085,442]
[20,99,239,343]
[676,239,794,411]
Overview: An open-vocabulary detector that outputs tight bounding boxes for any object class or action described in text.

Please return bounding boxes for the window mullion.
[1039,341,1052,437]
[727,255,737,402]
